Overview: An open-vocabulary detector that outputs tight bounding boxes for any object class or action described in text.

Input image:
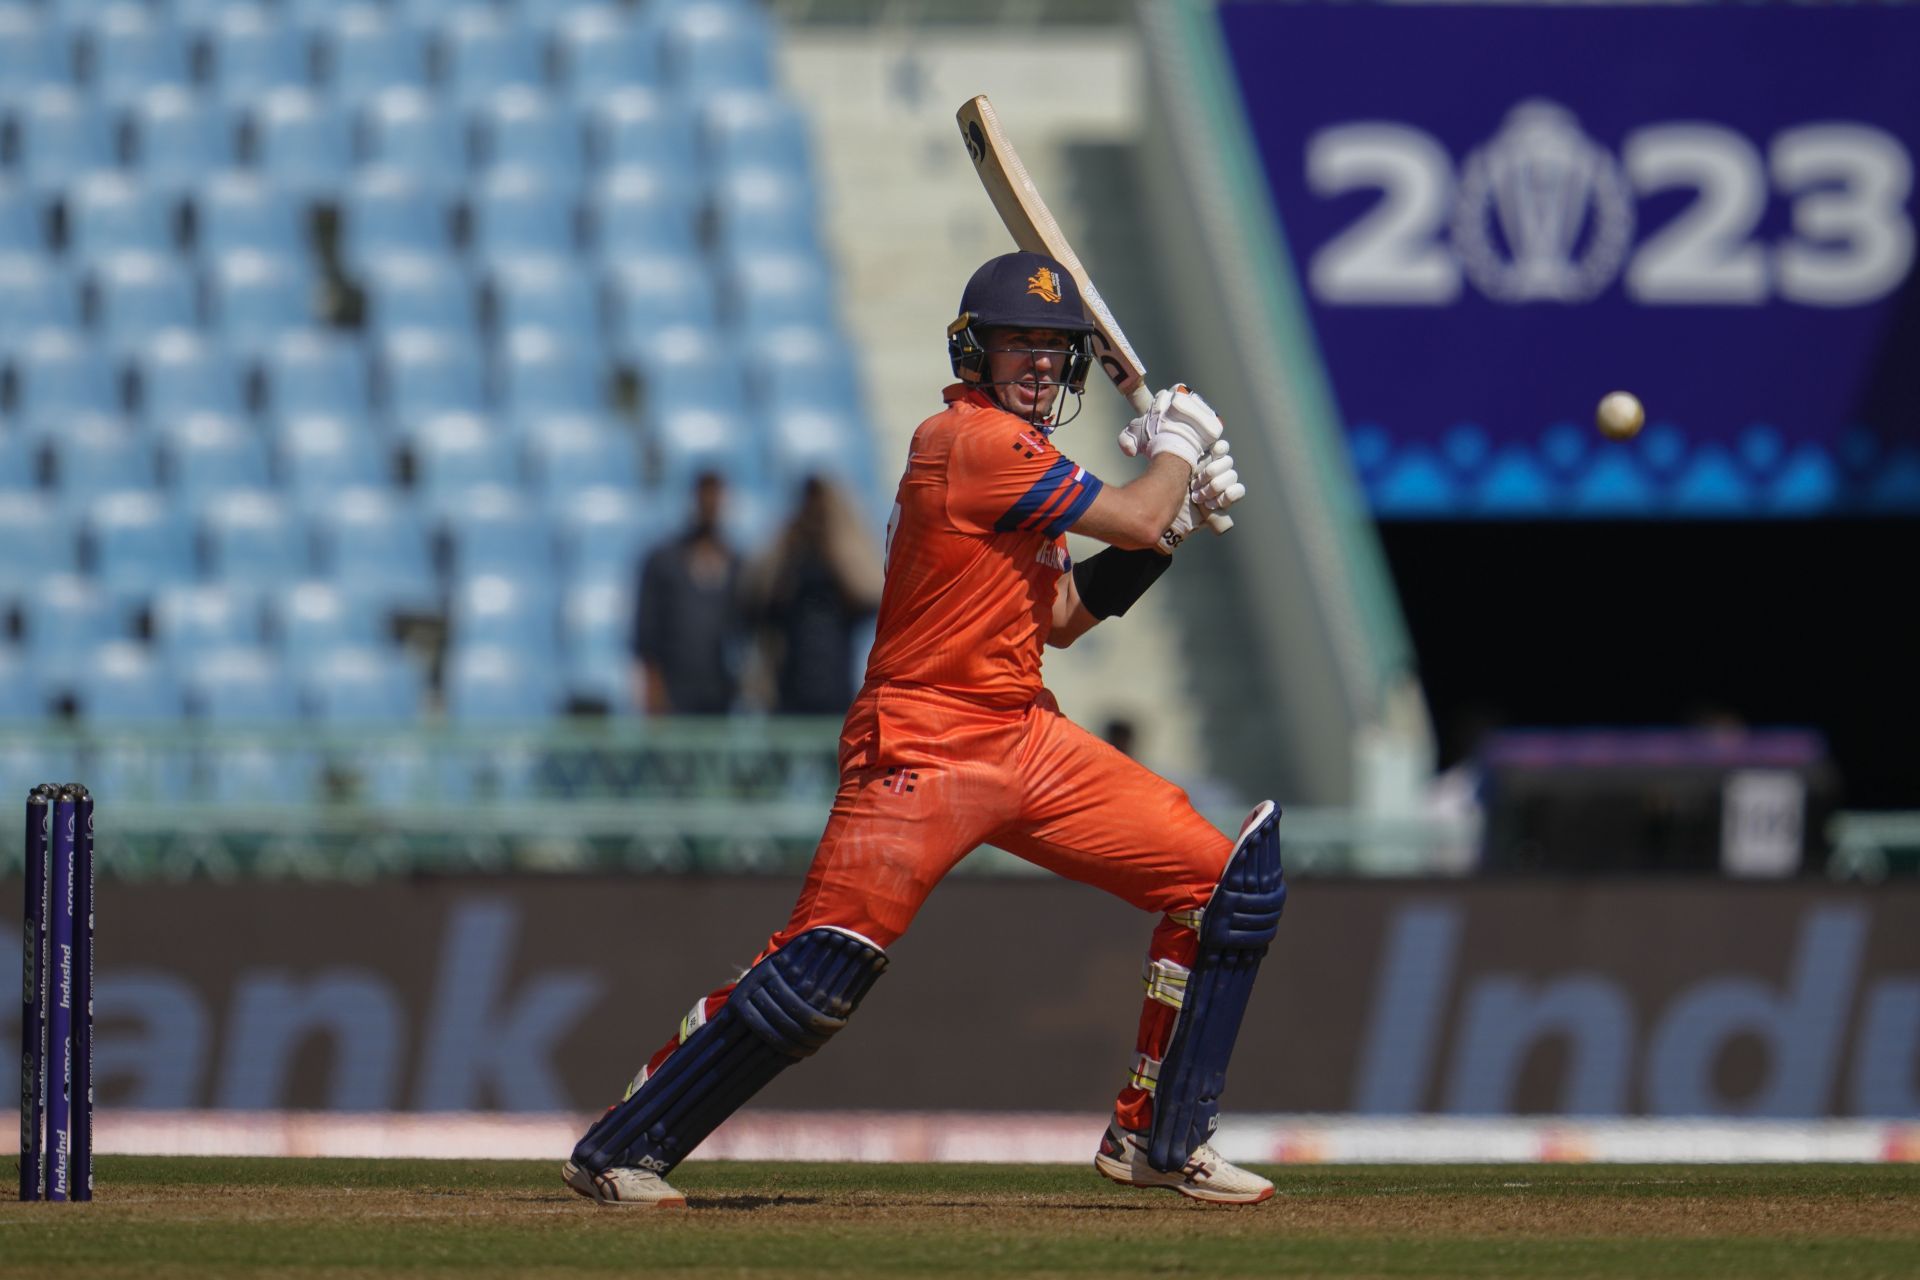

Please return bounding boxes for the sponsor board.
[1,878,1914,1117]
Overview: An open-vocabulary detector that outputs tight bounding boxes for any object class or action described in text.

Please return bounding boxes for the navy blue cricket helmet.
[946,250,1096,396]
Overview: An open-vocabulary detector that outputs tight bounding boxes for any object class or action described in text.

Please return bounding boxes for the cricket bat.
[956,94,1232,533]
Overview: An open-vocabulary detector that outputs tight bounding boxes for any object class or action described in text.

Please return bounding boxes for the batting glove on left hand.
[1118,386,1226,469]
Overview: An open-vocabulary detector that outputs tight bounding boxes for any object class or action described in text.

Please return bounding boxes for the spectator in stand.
[631,471,744,715]
[748,474,883,715]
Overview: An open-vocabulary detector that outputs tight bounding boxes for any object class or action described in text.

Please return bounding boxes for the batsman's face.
[983,327,1074,418]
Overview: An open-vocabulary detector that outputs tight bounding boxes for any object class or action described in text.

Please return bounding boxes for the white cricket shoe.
[562,1159,688,1208]
[1093,1119,1274,1205]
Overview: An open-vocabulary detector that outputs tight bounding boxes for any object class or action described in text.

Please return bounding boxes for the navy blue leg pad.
[1148,804,1286,1173]
[572,926,888,1175]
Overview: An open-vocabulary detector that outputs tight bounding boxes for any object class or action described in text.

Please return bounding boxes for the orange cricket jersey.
[861,385,1105,710]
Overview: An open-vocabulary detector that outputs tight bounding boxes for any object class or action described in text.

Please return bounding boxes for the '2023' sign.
[1306,99,1915,309]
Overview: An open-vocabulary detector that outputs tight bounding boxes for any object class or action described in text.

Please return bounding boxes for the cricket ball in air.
[1596,391,1645,441]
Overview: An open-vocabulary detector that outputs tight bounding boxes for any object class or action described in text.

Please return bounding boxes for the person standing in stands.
[631,471,744,715]
[748,473,883,715]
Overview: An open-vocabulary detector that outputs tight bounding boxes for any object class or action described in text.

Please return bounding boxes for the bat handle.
[1126,385,1234,535]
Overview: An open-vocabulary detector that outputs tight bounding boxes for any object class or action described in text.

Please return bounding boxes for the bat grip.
[1128,386,1234,535]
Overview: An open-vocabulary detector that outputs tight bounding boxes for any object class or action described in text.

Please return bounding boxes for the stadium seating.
[0,0,880,751]
[138,329,248,422]
[131,88,240,193]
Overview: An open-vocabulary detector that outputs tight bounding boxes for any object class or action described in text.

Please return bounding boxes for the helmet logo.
[1026,267,1063,304]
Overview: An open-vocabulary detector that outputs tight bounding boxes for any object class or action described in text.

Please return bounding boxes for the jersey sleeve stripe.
[1040,471,1103,536]
[1022,465,1090,531]
[992,456,1077,533]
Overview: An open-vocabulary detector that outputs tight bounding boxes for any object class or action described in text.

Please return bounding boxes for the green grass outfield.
[4,1158,1917,1278]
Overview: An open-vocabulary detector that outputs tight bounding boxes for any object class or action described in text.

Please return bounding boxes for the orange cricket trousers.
[628,684,1235,1132]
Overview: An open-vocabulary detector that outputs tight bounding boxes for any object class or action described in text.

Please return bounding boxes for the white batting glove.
[1158,442,1244,553]
[1190,442,1245,514]
[1118,385,1225,469]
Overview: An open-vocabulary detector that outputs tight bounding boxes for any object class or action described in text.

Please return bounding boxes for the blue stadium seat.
[21,574,121,689]
[313,486,437,611]
[650,405,758,494]
[445,643,561,722]
[85,3,191,105]
[749,325,860,414]
[130,88,240,193]
[194,699,315,801]
[500,327,604,416]
[11,88,115,191]
[0,257,78,347]
[471,168,580,263]
[443,8,544,106]
[442,484,550,577]
[590,165,698,258]
[195,173,303,258]
[139,329,248,422]
[13,331,116,431]
[251,88,353,194]
[552,482,669,580]
[272,579,381,667]
[0,179,47,255]
[186,646,301,721]
[701,91,810,175]
[0,647,45,721]
[478,89,586,182]
[68,171,174,260]
[0,493,79,594]
[449,575,559,656]
[590,87,699,173]
[605,256,715,347]
[712,167,819,254]
[206,251,312,353]
[89,252,197,347]
[207,3,310,102]
[0,429,35,492]
[75,640,194,803]
[380,330,486,426]
[75,639,186,721]
[88,492,194,605]
[303,645,424,723]
[554,4,658,101]
[342,168,455,267]
[767,405,875,496]
[560,575,632,710]
[366,254,475,335]
[661,1,772,93]
[150,582,264,663]
[724,250,835,335]
[0,5,71,104]
[359,89,467,192]
[634,326,744,414]
[160,411,271,501]
[321,4,429,100]
[413,415,518,509]
[277,412,385,510]
[52,415,154,509]
[489,258,600,346]
[525,414,638,499]
[263,329,369,419]
[202,488,310,588]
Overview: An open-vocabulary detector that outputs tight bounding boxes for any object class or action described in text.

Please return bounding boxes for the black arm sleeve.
[1071,546,1172,621]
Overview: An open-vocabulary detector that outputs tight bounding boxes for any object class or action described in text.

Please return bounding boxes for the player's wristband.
[1072,546,1171,620]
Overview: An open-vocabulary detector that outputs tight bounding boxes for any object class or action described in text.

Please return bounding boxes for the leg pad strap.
[1147,802,1286,1172]
[573,926,888,1175]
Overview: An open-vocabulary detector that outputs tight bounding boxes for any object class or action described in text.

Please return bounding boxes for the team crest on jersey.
[1034,543,1070,573]
[1011,429,1050,459]
[1026,267,1062,303]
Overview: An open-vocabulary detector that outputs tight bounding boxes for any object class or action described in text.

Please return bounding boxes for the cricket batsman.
[565,250,1286,1206]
